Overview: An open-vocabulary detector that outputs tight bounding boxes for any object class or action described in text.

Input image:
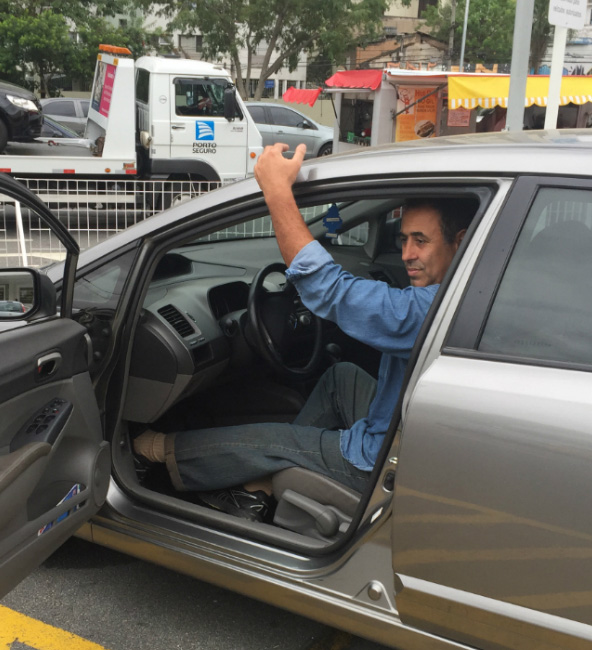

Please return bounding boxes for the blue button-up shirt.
[286,241,437,471]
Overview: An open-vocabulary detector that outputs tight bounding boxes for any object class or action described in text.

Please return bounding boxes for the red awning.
[325,69,383,91]
[282,87,323,107]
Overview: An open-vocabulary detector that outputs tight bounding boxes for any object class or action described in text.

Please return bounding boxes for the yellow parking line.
[0,605,109,650]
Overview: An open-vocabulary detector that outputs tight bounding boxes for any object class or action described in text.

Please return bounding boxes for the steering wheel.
[246,263,323,379]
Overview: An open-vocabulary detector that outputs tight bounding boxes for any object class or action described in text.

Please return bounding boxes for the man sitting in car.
[134,143,473,522]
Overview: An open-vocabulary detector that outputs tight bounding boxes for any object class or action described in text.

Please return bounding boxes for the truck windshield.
[174,78,236,118]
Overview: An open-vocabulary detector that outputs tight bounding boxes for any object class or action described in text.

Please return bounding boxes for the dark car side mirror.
[224,86,238,121]
[0,268,56,320]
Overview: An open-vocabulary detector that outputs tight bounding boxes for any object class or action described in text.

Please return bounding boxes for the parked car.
[0,299,25,316]
[3,130,592,650]
[0,80,43,153]
[40,97,89,136]
[245,101,333,157]
[40,115,80,139]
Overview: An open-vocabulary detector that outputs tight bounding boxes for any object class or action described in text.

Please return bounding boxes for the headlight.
[6,94,39,112]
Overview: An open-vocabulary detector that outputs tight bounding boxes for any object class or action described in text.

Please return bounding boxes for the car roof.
[57,128,592,275]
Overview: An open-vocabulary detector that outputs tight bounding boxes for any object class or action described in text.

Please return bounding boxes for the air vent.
[158,305,195,338]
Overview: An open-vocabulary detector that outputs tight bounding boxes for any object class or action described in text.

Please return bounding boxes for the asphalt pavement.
[2,537,391,650]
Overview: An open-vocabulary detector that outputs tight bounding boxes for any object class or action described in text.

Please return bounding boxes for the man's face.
[399,206,464,287]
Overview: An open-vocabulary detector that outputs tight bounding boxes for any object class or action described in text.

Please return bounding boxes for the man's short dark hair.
[402,198,478,244]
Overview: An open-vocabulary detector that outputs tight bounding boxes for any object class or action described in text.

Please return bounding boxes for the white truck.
[1,45,263,188]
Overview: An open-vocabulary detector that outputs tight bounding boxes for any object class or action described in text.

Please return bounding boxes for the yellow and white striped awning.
[448,74,592,110]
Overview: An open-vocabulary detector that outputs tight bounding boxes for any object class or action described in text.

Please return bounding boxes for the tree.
[422,0,556,73]
[422,0,515,69]
[530,0,554,74]
[0,1,151,96]
[149,0,389,100]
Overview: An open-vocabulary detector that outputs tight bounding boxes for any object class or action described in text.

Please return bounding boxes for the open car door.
[0,175,110,598]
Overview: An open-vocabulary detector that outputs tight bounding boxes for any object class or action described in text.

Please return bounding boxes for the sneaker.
[198,488,272,522]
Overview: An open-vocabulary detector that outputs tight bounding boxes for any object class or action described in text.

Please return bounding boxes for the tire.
[157,174,207,211]
[317,142,332,157]
[0,120,8,154]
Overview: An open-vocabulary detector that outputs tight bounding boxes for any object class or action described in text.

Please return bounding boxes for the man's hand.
[253,142,312,266]
[254,143,307,201]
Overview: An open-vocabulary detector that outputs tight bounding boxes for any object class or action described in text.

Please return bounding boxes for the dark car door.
[392,177,592,648]
[0,175,109,598]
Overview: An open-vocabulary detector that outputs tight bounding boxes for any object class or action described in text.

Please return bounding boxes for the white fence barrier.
[0,178,220,267]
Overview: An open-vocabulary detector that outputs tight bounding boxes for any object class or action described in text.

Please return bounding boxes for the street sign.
[548,0,586,30]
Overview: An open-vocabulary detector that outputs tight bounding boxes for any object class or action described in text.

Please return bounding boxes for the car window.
[72,249,137,310]
[479,187,592,365]
[45,100,74,117]
[174,78,227,117]
[247,105,267,124]
[269,107,306,128]
[80,100,90,117]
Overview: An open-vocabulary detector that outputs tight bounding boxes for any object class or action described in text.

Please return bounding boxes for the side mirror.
[224,86,238,121]
[0,269,56,320]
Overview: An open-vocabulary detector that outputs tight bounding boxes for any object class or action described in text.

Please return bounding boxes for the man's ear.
[454,228,467,248]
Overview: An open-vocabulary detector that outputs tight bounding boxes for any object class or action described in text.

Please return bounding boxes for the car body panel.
[0,177,109,599]
[0,79,43,143]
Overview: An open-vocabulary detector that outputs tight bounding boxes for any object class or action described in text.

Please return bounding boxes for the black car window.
[479,187,592,365]
[174,78,227,117]
[269,107,305,128]
[247,105,267,124]
[45,100,75,117]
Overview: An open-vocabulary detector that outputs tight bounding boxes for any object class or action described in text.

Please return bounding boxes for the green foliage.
[422,0,555,71]
[0,1,151,96]
[154,0,389,99]
[422,0,515,67]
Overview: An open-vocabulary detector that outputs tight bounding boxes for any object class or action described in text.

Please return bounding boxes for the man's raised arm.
[254,143,313,266]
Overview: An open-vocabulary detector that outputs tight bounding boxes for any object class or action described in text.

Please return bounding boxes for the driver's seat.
[271,468,362,541]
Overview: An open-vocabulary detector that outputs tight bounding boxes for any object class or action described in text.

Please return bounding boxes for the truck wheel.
[0,120,8,153]
[158,175,209,211]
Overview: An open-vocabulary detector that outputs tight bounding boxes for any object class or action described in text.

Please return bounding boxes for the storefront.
[322,69,592,154]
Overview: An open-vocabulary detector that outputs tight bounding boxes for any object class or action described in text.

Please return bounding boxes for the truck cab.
[135,56,262,185]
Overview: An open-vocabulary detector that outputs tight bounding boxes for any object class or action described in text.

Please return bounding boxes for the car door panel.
[0,316,109,598]
[0,175,109,598]
[392,178,592,648]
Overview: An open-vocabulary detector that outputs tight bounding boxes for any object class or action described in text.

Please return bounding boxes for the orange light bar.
[99,44,132,55]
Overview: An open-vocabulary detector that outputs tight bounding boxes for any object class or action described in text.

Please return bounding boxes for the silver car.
[40,97,89,136]
[245,101,333,157]
[2,130,592,649]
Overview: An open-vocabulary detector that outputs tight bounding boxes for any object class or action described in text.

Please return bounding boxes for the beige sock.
[133,430,166,462]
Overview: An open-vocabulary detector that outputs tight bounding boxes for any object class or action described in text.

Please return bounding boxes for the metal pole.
[448,0,457,70]
[15,201,28,267]
[459,0,470,72]
[506,0,535,131]
[544,26,567,129]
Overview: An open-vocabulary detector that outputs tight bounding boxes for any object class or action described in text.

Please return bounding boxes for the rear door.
[392,177,592,648]
[0,175,109,598]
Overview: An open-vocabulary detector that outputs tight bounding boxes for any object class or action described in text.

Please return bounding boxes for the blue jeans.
[165,362,376,492]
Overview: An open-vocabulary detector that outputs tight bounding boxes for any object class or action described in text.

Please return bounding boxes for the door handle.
[37,352,62,380]
[171,124,186,130]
